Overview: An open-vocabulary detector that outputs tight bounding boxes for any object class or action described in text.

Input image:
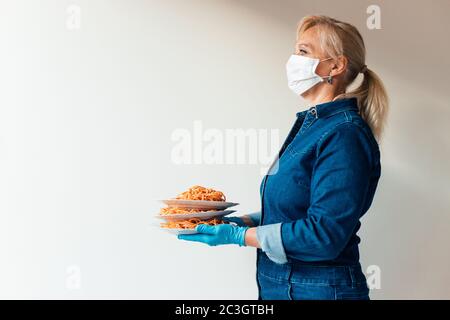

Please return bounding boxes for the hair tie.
[360,64,368,74]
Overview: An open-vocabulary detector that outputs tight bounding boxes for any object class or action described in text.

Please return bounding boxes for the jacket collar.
[296,97,359,118]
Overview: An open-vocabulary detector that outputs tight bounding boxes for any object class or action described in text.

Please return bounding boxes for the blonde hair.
[297,15,388,140]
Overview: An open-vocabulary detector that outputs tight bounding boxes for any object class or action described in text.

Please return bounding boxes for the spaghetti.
[174,185,226,201]
[159,207,214,215]
[160,218,227,229]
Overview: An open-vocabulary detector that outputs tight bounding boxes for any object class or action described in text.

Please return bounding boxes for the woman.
[178,15,388,300]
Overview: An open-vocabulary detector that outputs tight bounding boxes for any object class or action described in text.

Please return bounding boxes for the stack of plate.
[156,199,239,235]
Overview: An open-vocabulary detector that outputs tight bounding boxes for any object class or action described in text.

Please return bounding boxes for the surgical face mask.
[286,54,332,96]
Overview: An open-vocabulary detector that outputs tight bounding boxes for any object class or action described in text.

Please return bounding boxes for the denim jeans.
[257,252,369,300]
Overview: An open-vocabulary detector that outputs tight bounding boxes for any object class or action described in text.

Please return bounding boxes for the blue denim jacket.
[254,97,381,265]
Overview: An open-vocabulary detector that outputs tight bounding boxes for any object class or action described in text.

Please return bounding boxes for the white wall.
[0,0,449,299]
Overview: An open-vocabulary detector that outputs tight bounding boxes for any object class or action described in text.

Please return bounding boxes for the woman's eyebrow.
[296,42,313,50]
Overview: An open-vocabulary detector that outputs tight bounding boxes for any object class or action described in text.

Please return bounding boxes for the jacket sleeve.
[279,123,375,262]
[247,211,289,264]
[256,223,288,264]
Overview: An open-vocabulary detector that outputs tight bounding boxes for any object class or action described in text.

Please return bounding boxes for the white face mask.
[286,54,332,96]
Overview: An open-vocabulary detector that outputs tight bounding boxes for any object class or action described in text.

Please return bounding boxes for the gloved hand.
[222,216,248,227]
[223,214,260,227]
[177,223,249,246]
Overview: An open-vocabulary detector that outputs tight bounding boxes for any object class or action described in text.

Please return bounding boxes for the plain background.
[0,0,449,299]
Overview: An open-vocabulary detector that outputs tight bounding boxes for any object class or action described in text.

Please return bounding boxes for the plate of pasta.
[161,199,238,210]
[155,185,238,235]
[157,208,235,221]
[159,218,228,235]
[160,185,238,210]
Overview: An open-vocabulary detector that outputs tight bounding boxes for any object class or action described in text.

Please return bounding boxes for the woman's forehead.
[296,27,319,49]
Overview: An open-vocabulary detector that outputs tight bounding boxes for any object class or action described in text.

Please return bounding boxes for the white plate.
[159,227,198,235]
[156,209,235,221]
[160,199,238,210]
[150,222,199,235]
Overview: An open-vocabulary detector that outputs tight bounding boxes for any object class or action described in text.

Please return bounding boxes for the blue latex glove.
[222,216,248,227]
[223,213,261,227]
[177,223,249,246]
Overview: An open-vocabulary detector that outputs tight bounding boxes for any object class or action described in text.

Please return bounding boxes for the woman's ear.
[331,55,348,77]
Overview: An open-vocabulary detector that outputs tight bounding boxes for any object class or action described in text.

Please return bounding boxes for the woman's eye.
[296,49,308,55]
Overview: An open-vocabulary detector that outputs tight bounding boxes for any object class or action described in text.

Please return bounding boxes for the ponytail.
[346,68,389,140]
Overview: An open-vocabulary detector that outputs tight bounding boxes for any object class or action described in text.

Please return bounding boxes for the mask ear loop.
[318,57,334,84]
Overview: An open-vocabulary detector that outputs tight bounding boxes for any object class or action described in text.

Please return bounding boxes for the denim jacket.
[254,97,381,265]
